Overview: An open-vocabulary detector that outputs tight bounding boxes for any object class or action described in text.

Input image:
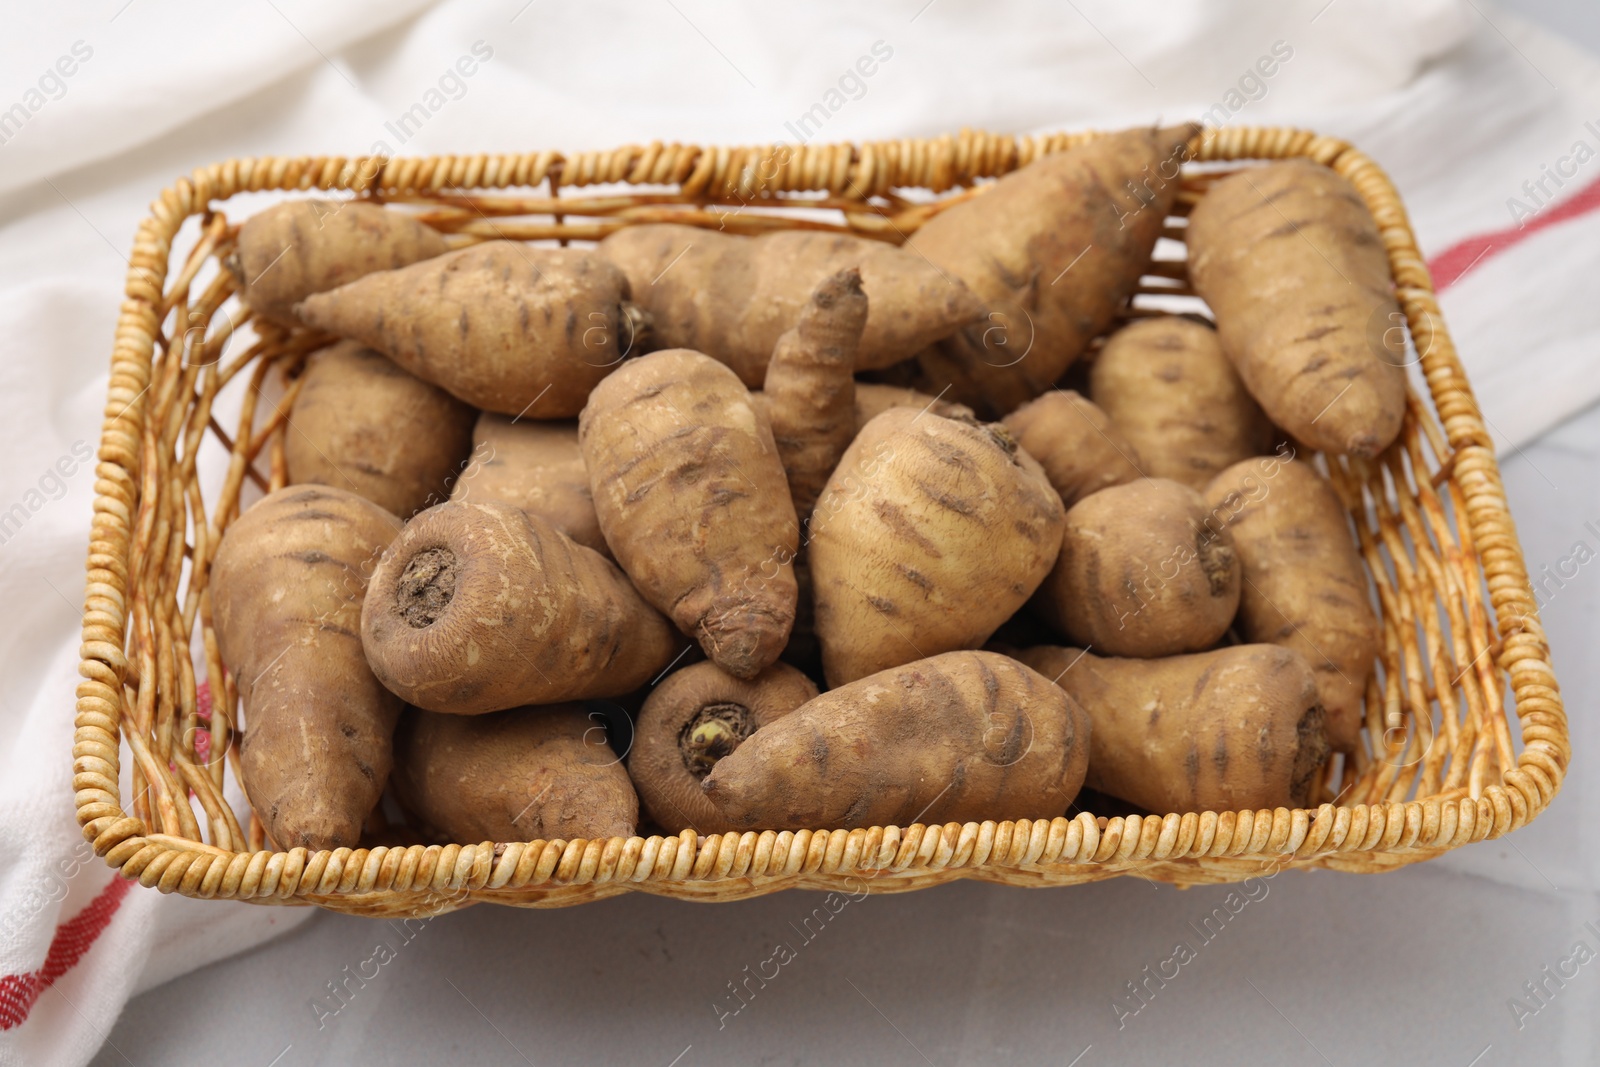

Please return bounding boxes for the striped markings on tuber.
[1205,456,1380,752]
[580,349,800,680]
[810,408,1065,687]
[296,240,646,419]
[908,124,1199,417]
[1088,316,1276,491]
[1186,159,1407,458]
[360,500,682,714]
[1018,644,1330,814]
[701,650,1090,831]
[226,199,447,328]
[210,485,404,852]
[597,223,984,386]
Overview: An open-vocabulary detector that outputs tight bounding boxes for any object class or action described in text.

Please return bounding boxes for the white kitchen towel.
[3,3,1599,1065]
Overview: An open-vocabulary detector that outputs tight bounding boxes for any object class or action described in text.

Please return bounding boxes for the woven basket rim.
[70,125,1569,913]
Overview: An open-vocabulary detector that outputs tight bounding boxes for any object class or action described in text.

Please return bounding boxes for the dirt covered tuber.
[210,485,402,851]
[810,408,1065,687]
[762,268,868,520]
[702,651,1090,830]
[1002,390,1145,508]
[286,341,476,518]
[360,500,681,714]
[1035,478,1239,658]
[598,224,983,385]
[394,704,638,843]
[908,124,1198,416]
[580,349,799,679]
[1186,159,1407,458]
[451,413,608,557]
[1089,316,1274,490]
[1018,644,1329,814]
[297,241,643,419]
[227,199,447,328]
[1206,455,1379,751]
[853,382,974,434]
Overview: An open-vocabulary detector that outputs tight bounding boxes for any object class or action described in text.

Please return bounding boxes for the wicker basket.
[71,126,1569,918]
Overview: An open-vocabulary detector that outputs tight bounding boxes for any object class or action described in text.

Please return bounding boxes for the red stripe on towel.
[1428,172,1600,290]
[0,875,133,1029]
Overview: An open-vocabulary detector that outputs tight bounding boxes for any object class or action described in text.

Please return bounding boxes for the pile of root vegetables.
[211,123,1405,853]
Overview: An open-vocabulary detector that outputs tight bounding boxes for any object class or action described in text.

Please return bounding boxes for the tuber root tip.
[810,267,865,311]
[697,607,790,681]
[1345,431,1381,459]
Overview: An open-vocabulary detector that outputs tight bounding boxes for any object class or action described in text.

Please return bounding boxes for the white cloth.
[2,3,1598,1065]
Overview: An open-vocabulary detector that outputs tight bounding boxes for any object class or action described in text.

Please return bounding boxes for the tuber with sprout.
[627,660,818,835]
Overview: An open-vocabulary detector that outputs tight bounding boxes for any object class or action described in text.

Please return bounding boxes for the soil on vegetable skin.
[397,546,457,627]
[1290,702,1331,806]
[1196,528,1236,597]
